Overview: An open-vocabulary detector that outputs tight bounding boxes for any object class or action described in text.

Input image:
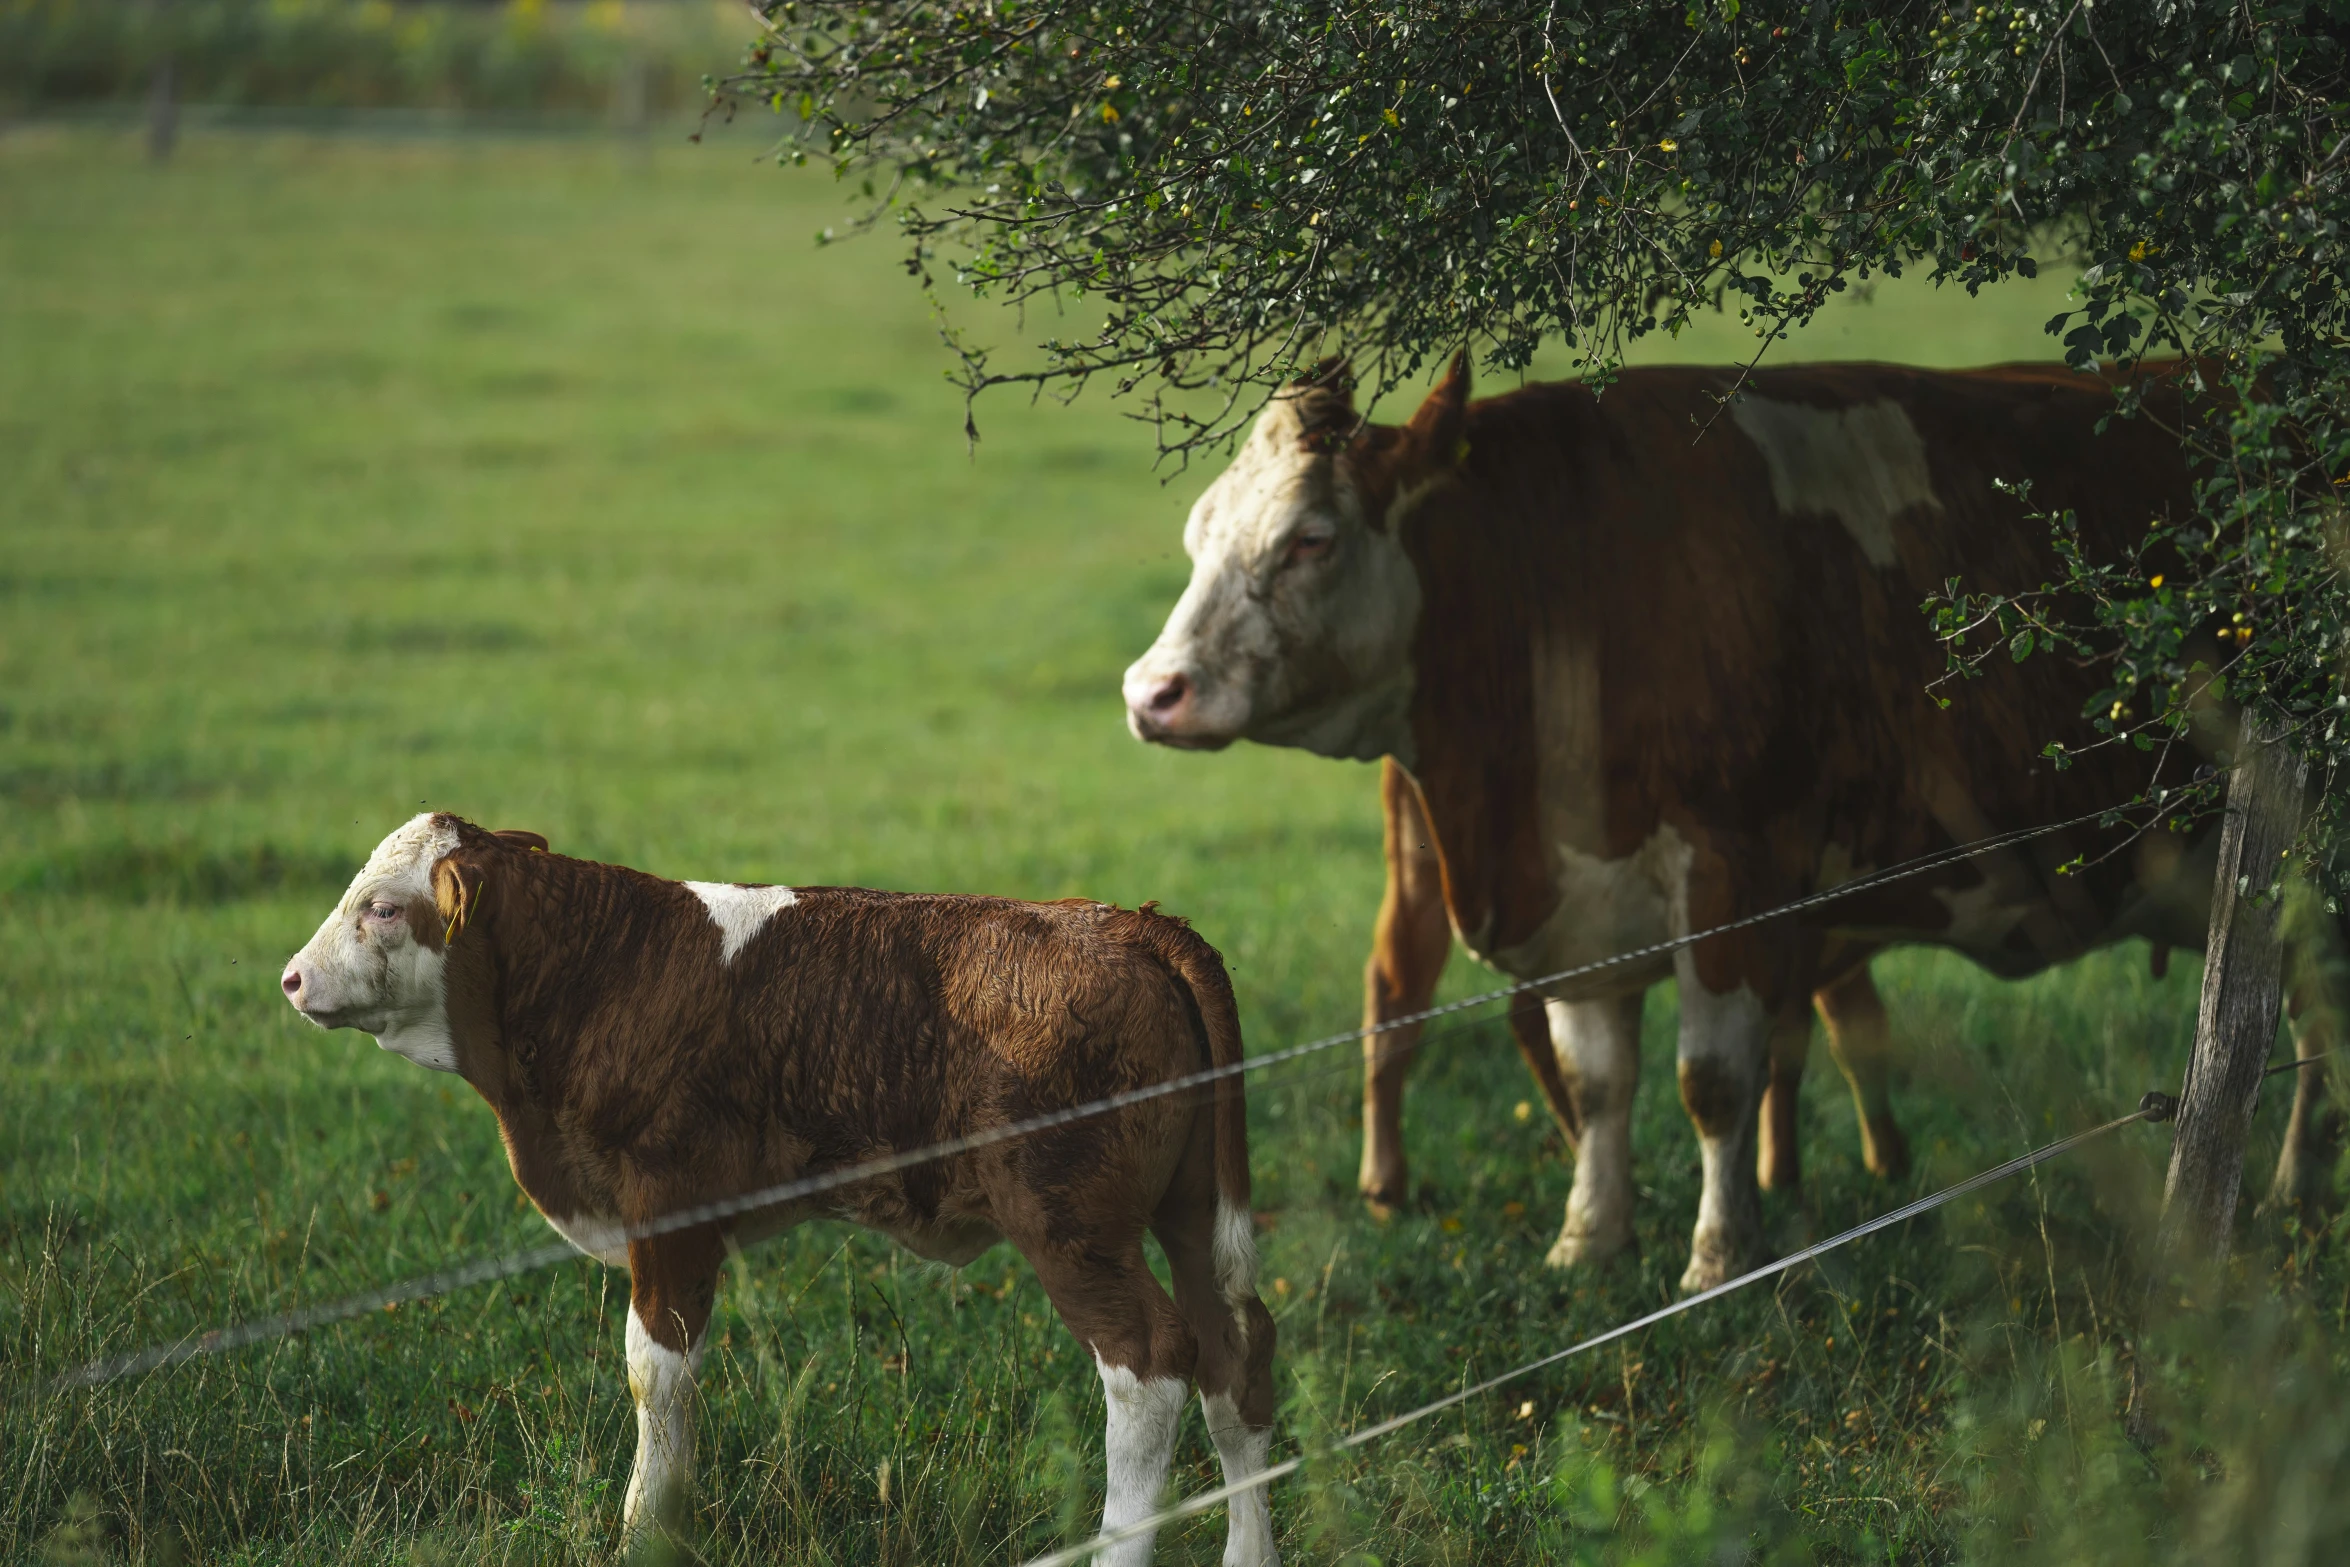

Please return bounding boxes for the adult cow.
[1121,357,2327,1291]
[1366,756,1911,1228]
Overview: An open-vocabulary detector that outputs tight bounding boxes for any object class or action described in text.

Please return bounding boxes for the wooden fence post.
[2130,710,2305,1442]
[2154,710,2308,1266]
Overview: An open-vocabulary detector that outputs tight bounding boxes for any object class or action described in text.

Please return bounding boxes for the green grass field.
[6,122,2350,1565]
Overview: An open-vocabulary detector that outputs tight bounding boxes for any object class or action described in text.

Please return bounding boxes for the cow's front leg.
[1360,758,1452,1215]
[622,1226,726,1554]
[1674,963,1773,1293]
[1815,964,1911,1182]
[1543,993,1645,1269]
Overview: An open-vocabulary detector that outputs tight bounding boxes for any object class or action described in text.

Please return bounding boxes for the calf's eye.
[1285,531,1334,564]
[366,902,403,923]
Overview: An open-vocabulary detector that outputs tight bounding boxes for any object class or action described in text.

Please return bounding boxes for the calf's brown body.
[284,816,1279,1564]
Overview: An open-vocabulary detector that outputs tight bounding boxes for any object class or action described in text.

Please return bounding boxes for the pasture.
[4,121,2348,1563]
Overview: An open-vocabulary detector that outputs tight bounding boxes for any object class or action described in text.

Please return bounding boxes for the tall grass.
[4,124,2348,1562]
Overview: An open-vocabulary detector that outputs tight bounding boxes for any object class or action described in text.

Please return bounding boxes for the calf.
[281,814,1279,1565]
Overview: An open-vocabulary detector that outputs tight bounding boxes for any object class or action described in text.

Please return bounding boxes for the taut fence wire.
[1022,1091,2190,1567]
[44,799,2154,1394]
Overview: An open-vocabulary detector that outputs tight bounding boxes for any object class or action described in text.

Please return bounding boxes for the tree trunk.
[2157,709,2308,1265]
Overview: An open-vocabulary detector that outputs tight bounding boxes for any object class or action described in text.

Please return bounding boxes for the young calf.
[280,814,1279,1564]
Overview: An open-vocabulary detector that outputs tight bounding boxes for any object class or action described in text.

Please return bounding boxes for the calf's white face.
[1122,386,1430,763]
[280,813,462,1074]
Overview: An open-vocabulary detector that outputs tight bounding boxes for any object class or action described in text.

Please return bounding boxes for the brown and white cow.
[1366,757,1910,1227]
[281,814,1279,1565]
[1122,357,2329,1291]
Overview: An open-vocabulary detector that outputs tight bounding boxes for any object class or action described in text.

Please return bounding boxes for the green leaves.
[728,1,2350,848]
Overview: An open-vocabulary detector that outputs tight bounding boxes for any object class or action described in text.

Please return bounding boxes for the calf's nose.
[281,961,305,1003]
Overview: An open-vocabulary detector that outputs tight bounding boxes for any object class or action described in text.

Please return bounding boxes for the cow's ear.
[433,856,487,947]
[493,829,549,853]
[1404,351,1471,471]
[1290,357,1359,454]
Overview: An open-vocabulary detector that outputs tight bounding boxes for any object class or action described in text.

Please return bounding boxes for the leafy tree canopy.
[725,1,2350,836]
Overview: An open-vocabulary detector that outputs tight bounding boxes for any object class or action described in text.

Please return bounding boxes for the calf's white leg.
[1543,993,1645,1269]
[1201,1391,1279,1566]
[1095,1358,1188,1565]
[1673,964,1773,1293]
[622,1306,703,1546]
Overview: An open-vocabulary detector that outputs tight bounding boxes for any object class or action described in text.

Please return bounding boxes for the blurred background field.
[4,118,2348,1563]
[2,0,758,124]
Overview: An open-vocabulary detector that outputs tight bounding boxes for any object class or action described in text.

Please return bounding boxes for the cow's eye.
[365,902,404,924]
[1285,530,1334,565]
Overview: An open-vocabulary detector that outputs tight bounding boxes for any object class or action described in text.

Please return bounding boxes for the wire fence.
[1021,1090,2191,1567]
[41,799,2154,1395]
[1027,1050,2336,1567]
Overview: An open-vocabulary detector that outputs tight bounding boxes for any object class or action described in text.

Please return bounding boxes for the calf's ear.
[493,829,549,853]
[433,856,487,947]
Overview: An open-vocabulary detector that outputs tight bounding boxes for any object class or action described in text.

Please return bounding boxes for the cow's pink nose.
[281,962,304,1000]
[1140,672,1190,717]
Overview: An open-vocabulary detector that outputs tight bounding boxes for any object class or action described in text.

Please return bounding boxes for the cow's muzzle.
[1122,669,1236,750]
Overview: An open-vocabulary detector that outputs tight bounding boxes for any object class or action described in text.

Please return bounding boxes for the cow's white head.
[1122,357,1468,762]
[281,813,478,1074]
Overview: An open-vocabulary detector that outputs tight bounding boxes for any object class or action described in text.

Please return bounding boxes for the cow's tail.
[1147,913,1259,1314]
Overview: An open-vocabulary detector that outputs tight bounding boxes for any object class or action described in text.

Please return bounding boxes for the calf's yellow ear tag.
[433,859,483,946]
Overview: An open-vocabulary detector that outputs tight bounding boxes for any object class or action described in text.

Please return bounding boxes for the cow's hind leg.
[622,1225,726,1556]
[1017,1221,1199,1567]
[1361,758,1452,1215]
[1157,1149,1280,1567]
[1755,994,1812,1192]
[1544,993,1646,1270]
[1815,965,1911,1181]
[2266,969,2344,1218]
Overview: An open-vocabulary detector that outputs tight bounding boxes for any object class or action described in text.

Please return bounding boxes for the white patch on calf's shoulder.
[683,881,799,965]
[1213,1198,1260,1313]
[1729,397,1940,568]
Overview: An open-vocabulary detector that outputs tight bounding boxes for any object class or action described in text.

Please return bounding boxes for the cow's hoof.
[1678,1235,1766,1294]
[1863,1117,1913,1183]
[1756,1147,1802,1193]
[2259,1154,2327,1223]
[1359,1168,1408,1221]
[1673,1231,1767,1296]
[1544,1223,1633,1270]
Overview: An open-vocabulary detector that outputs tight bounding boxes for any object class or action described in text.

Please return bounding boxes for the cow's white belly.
[1475,825,1689,999]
